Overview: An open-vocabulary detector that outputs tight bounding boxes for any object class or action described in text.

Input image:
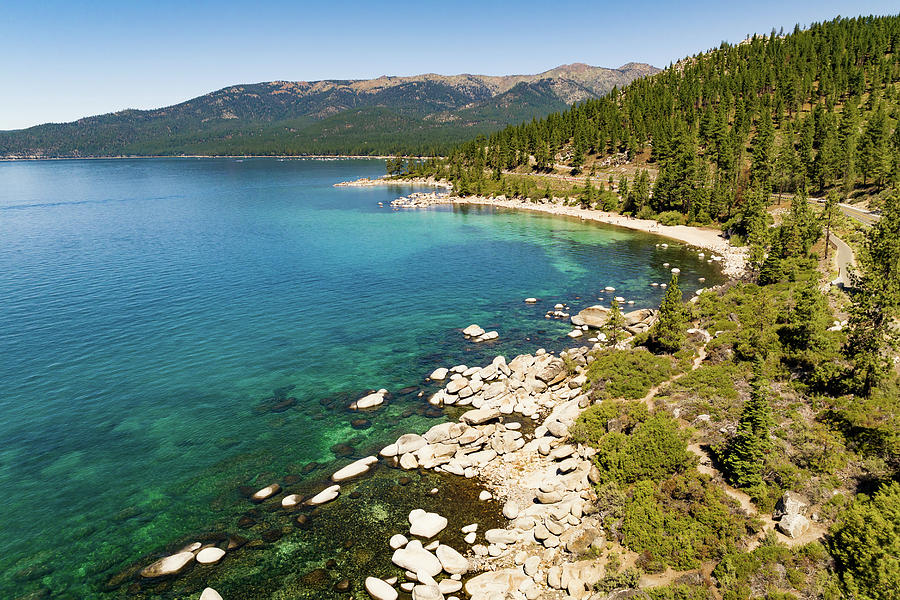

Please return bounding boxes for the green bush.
[828,482,900,600]
[647,584,715,600]
[570,400,650,446]
[586,349,673,401]
[592,414,694,485]
[714,540,835,600]
[620,472,756,570]
[669,363,740,402]
[657,210,687,226]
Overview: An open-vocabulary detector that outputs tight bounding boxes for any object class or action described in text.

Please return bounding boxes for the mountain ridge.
[0,63,659,157]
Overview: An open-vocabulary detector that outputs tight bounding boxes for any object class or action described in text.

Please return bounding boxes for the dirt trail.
[632,335,826,591]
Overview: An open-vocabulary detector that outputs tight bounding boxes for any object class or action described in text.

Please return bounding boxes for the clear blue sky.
[2,0,898,130]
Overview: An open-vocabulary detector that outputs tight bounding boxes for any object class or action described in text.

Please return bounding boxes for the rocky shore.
[334,176,452,189]
[130,178,751,600]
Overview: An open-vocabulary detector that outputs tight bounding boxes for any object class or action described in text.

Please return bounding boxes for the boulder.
[399,453,419,470]
[503,500,520,520]
[774,491,809,519]
[390,534,409,549]
[524,297,538,303]
[535,357,565,383]
[200,589,224,600]
[411,584,443,600]
[195,547,226,564]
[305,484,340,506]
[446,378,468,394]
[460,408,501,425]
[140,552,195,578]
[331,456,378,482]
[409,510,448,538]
[439,578,462,594]
[396,434,428,455]
[777,513,810,539]
[430,367,449,381]
[572,306,610,328]
[623,308,655,327]
[560,525,603,555]
[391,540,442,577]
[250,483,281,503]
[524,555,540,577]
[465,568,530,596]
[353,390,387,410]
[280,494,302,508]
[485,529,518,544]
[436,544,469,574]
[365,577,399,600]
[463,324,485,337]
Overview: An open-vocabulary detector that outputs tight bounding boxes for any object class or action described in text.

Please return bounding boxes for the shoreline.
[451,195,749,279]
[338,175,749,279]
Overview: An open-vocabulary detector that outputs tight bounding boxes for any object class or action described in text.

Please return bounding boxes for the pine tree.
[750,109,776,193]
[785,277,828,352]
[845,190,900,396]
[650,272,686,353]
[721,359,772,488]
[603,298,627,346]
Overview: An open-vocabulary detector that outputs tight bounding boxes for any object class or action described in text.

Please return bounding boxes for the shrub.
[585,349,674,401]
[570,401,650,446]
[647,584,715,600]
[620,472,756,570]
[828,482,900,600]
[592,414,694,484]
[657,210,687,226]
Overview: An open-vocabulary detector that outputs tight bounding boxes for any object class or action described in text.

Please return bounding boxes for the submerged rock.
[331,456,378,482]
[140,552,195,578]
[249,483,281,503]
[195,547,226,564]
[352,390,387,410]
[306,484,340,505]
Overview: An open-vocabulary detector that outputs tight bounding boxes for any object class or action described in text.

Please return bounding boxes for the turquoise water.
[0,158,723,599]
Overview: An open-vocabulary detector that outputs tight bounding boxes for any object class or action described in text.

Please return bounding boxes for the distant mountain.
[0,63,659,157]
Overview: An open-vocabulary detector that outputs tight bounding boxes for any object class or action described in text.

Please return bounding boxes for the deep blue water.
[0,158,723,599]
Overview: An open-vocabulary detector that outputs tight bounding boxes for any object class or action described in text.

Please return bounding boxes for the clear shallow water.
[0,158,723,599]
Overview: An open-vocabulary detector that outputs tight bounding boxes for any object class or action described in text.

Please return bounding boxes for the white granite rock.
[140,552,195,578]
[365,577,399,600]
[331,456,377,482]
[409,510,448,538]
[195,547,225,564]
[305,484,340,505]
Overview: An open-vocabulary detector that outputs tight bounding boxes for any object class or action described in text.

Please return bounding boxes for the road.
[829,232,857,288]
[838,202,881,225]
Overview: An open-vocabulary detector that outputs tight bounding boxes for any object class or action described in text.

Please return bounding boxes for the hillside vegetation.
[414,15,899,221]
[407,14,900,600]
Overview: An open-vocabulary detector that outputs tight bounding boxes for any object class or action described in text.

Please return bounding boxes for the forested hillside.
[0,63,657,157]
[422,15,899,225]
[405,15,900,600]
